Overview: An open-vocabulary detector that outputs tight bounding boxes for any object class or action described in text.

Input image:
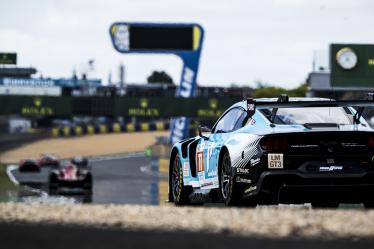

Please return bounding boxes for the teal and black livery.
[169,94,374,208]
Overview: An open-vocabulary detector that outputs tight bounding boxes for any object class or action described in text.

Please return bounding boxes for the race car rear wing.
[246,93,374,124]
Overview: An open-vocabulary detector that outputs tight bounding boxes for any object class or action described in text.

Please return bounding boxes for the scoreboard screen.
[0,53,17,65]
[130,26,193,50]
[110,23,201,53]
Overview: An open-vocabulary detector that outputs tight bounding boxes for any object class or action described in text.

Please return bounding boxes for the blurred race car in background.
[38,154,60,168]
[49,156,92,194]
[169,94,374,208]
[18,159,40,172]
[18,154,60,172]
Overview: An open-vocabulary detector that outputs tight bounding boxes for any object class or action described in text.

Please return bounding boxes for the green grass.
[0,164,20,202]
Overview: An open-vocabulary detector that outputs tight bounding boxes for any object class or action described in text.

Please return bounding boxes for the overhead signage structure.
[109,22,205,144]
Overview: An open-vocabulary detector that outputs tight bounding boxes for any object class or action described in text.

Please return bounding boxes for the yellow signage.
[21,97,54,116]
[128,98,160,117]
[197,98,223,117]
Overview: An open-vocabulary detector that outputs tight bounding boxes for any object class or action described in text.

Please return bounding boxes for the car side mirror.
[198,126,211,139]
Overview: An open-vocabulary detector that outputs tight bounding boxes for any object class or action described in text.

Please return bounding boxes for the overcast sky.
[1,0,374,88]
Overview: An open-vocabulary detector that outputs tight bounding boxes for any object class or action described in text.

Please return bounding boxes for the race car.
[38,154,60,168]
[169,94,374,208]
[18,159,40,172]
[18,154,60,172]
[48,156,92,194]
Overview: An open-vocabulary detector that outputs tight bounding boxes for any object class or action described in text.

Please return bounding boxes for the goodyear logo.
[197,98,223,117]
[21,97,54,115]
[128,98,159,117]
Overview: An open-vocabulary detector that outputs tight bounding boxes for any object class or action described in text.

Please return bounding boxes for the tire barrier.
[51,121,170,137]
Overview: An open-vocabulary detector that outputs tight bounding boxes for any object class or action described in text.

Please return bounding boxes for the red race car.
[48,156,92,194]
[18,154,60,172]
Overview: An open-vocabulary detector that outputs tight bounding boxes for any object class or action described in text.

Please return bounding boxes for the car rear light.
[368,136,374,149]
[260,137,288,152]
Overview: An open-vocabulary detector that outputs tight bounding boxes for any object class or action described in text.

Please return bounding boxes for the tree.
[253,83,307,98]
[147,71,174,85]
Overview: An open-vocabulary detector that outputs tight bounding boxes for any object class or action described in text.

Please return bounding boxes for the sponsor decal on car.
[341,143,366,147]
[319,166,343,172]
[183,162,190,177]
[200,181,214,187]
[207,171,217,177]
[250,158,260,166]
[268,153,283,169]
[236,176,252,184]
[290,144,318,148]
[236,168,249,174]
[244,185,257,193]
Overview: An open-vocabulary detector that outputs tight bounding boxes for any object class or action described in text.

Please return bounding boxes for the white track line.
[6,165,19,185]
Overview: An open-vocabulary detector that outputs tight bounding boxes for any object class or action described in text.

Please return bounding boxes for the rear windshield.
[260,107,352,125]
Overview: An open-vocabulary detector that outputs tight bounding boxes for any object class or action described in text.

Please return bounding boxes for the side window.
[233,111,248,130]
[214,108,246,133]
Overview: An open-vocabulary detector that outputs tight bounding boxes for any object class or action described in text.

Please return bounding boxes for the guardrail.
[51,121,170,137]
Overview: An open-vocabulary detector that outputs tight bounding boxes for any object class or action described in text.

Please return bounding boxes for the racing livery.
[49,157,92,194]
[169,94,374,208]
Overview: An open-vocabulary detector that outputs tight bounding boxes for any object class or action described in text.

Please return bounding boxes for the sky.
[1,0,374,88]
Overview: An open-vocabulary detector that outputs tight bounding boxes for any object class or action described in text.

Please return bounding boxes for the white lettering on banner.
[170,66,196,144]
[3,78,55,87]
[179,67,194,98]
[170,117,186,145]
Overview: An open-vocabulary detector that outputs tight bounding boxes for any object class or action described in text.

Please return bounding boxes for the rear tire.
[219,151,246,206]
[48,174,59,195]
[83,174,93,194]
[171,154,191,205]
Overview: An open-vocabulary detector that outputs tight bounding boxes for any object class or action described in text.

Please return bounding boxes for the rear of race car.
[49,164,92,194]
[241,131,374,205]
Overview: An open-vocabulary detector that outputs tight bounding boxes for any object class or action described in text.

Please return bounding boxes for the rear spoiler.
[246,93,374,124]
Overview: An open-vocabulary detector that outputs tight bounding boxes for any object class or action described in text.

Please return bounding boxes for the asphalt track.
[4,154,374,248]
[9,154,165,205]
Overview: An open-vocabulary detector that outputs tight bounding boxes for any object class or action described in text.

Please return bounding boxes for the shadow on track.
[1,222,373,249]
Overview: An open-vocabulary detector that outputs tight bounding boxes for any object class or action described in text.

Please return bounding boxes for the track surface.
[5,155,374,248]
[92,155,159,204]
[10,154,163,205]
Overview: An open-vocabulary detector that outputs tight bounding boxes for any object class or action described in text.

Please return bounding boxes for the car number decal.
[196,151,204,172]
